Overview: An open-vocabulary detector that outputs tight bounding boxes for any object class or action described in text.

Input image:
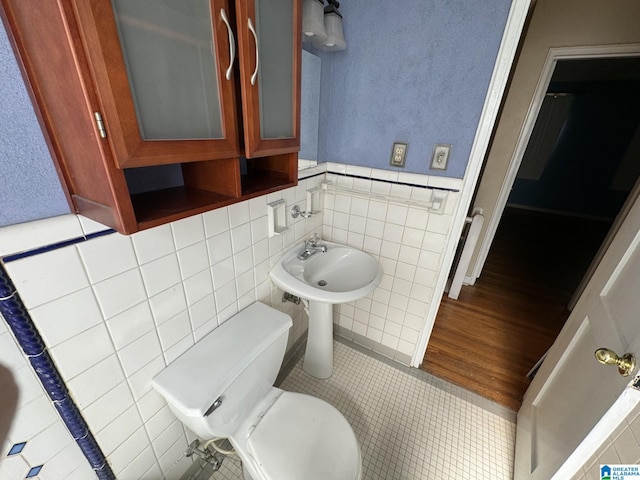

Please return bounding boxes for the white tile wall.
[323,166,460,364]
[0,164,465,479]
[7,245,90,309]
[1,176,323,479]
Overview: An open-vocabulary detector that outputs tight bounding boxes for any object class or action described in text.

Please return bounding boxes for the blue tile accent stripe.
[0,263,115,480]
[1,229,115,264]
[25,465,43,478]
[298,170,325,181]
[7,442,26,456]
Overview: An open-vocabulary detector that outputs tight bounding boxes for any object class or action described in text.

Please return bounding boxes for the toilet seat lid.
[246,392,361,480]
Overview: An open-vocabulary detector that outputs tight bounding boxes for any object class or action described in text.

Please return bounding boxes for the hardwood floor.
[420,208,612,411]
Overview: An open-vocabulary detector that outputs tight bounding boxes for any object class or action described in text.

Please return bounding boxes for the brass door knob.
[594,348,636,377]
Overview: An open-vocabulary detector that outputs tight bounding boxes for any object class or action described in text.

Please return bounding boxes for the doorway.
[421,56,640,410]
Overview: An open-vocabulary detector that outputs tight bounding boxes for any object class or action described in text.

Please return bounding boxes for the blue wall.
[0,1,512,227]
[314,0,512,178]
[0,22,70,227]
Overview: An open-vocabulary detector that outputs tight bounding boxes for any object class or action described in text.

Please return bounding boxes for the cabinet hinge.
[94,112,107,139]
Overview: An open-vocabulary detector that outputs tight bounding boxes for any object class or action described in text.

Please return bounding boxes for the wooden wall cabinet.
[1,0,301,234]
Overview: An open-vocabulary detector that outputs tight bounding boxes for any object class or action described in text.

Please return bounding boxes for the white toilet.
[151,302,362,480]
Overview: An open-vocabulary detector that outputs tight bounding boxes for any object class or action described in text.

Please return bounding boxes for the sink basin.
[270,240,382,379]
[270,240,382,304]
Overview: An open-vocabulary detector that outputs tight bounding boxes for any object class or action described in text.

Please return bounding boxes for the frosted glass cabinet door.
[112,0,223,140]
[236,0,301,158]
[75,0,239,168]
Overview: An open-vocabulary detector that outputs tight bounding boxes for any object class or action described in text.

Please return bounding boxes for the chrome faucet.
[298,234,327,260]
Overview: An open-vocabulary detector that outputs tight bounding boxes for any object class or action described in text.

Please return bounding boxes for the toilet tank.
[151,302,293,438]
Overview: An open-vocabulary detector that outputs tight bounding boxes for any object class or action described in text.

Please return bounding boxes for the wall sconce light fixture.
[312,0,347,52]
[302,0,327,44]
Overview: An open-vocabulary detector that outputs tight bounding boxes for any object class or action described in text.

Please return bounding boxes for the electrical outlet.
[390,143,408,167]
[431,144,451,170]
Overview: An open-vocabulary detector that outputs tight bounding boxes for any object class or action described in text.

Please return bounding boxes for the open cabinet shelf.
[131,187,237,231]
[241,153,298,197]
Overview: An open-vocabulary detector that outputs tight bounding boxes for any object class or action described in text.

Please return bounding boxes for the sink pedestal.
[269,239,383,379]
[303,301,334,379]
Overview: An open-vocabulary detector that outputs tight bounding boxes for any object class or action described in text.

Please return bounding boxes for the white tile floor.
[185,339,516,480]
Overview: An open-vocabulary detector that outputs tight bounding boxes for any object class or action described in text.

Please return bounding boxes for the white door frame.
[470,43,640,285]
[411,0,533,366]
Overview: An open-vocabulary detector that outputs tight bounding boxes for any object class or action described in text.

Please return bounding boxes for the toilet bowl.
[232,388,361,480]
[151,302,361,480]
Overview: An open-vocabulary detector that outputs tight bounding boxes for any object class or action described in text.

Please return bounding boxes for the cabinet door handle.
[248,17,259,86]
[220,8,235,81]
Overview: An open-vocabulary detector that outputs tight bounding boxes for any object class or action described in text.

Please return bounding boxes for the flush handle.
[204,396,223,417]
[595,348,636,377]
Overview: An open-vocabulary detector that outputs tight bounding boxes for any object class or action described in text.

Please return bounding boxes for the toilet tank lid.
[151,302,292,418]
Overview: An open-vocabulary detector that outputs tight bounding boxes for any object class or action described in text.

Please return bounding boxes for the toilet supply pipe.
[202,437,238,457]
[0,263,115,480]
[184,437,238,474]
[185,439,223,469]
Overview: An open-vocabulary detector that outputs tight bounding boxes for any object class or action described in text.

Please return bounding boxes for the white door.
[514,193,640,479]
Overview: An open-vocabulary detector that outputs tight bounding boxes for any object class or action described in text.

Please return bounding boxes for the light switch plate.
[390,143,408,167]
[431,144,451,170]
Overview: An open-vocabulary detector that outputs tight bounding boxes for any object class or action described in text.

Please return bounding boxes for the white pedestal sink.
[270,239,382,378]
